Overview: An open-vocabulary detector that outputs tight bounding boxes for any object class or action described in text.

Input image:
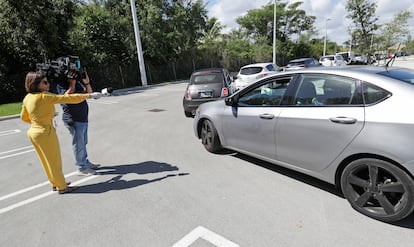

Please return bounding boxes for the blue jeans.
[65,121,91,170]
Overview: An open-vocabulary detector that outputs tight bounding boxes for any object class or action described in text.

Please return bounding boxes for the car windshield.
[191,73,223,84]
[240,67,263,75]
[377,69,414,84]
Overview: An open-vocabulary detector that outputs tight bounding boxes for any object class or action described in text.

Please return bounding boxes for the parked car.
[183,68,233,118]
[233,63,280,91]
[285,57,321,70]
[336,51,356,64]
[319,55,347,67]
[193,66,414,222]
[354,54,368,65]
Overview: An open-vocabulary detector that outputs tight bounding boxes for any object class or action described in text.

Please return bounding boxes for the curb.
[0,114,20,121]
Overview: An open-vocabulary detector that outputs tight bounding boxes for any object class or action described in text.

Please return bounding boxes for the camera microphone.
[101,87,113,96]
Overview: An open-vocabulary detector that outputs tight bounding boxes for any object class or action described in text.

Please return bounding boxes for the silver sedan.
[193,66,414,222]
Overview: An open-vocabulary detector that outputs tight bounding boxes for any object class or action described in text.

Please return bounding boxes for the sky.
[206,0,414,46]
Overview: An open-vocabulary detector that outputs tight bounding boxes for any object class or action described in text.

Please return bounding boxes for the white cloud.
[206,0,414,46]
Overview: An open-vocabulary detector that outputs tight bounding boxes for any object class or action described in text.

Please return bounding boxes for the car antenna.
[385,43,401,70]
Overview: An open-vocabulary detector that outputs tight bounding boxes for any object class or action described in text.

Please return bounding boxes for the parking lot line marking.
[0,146,34,160]
[0,146,32,155]
[0,174,98,215]
[0,129,21,137]
[0,171,78,202]
[0,149,35,160]
[172,226,239,247]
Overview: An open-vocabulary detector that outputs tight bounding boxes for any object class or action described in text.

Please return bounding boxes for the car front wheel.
[341,158,414,222]
[200,119,222,153]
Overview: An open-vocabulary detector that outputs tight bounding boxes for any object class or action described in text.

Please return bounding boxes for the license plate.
[200,91,212,98]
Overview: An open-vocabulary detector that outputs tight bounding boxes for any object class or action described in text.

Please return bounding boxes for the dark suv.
[183,68,233,117]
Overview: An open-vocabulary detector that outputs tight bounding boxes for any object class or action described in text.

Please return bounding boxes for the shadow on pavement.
[73,161,189,194]
[234,153,414,228]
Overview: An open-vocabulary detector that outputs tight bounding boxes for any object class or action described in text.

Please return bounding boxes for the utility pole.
[323,18,331,57]
[130,0,147,86]
[273,0,277,65]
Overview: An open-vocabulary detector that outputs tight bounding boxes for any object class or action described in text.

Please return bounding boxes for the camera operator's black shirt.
[56,81,89,123]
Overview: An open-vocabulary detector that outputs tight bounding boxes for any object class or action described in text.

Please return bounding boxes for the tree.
[135,0,207,65]
[198,18,225,67]
[345,0,379,54]
[0,0,77,103]
[236,1,316,44]
[380,10,413,50]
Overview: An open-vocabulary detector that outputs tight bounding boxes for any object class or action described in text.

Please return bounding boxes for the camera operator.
[56,70,100,176]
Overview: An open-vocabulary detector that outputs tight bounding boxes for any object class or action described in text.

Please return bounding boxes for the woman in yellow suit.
[20,71,101,194]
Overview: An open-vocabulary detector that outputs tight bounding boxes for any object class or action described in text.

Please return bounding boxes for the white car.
[319,55,347,67]
[233,63,280,91]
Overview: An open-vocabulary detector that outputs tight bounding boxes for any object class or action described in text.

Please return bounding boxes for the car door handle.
[329,117,357,124]
[259,113,275,119]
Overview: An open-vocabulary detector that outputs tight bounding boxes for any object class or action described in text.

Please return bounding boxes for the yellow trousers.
[28,124,67,190]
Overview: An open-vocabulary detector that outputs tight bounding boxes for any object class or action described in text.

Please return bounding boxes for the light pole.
[272,0,277,65]
[130,0,147,86]
[323,18,331,57]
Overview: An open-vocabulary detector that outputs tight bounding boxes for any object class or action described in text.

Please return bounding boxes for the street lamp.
[323,18,331,57]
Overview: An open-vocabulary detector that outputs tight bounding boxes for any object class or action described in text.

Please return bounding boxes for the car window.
[192,73,223,84]
[377,69,414,84]
[266,64,276,71]
[362,82,391,105]
[238,77,292,106]
[240,67,263,75]
[293,74,359,106]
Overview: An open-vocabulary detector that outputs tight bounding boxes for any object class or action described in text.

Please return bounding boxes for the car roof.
[278,65,408,77]
[288,58,316,62]
[192,68,225,74]
[240,63,275,68]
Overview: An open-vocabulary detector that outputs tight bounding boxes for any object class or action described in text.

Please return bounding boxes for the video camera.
[36,55,86,82]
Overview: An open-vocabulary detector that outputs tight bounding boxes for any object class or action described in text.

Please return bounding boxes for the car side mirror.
[225,95,238,107]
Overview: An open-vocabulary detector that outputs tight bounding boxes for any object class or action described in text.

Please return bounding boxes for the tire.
[341,158,414,222]
[200,119,222,153]
[184,111,193,118]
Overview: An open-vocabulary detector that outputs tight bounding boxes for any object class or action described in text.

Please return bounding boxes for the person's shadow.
[73,161,189,194]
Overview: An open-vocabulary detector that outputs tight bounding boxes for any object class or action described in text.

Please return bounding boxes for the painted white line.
[0,180,50,201]
[0,149,35,160]
[0,146,33,155]
[172,226,239,247]
[0,146,34,160]
[0,171,78,202]
[0,174,98,215]
[0,129,21,137]
[0,190,55,214]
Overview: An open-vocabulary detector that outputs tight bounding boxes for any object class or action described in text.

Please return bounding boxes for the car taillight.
[221,87,229,97]
[184,89,191,100]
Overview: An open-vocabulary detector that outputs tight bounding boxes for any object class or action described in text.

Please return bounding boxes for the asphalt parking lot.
[1,56,414,247]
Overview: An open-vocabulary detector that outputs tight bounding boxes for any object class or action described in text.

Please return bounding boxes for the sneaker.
[77,168,97,176]
[87,162,101,169]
